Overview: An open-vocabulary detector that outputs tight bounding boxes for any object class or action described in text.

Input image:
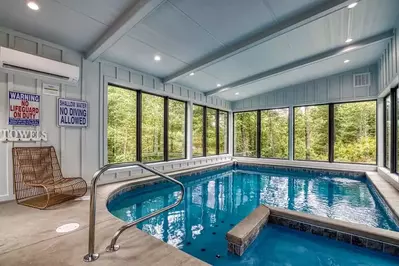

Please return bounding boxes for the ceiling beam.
[163,0,353,83]
[205,30,394,96]
[85,0,166,61]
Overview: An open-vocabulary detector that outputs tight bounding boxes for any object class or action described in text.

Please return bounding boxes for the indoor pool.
[108,165,399,265]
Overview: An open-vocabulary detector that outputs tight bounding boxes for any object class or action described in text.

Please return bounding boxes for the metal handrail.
[83,162,185,262]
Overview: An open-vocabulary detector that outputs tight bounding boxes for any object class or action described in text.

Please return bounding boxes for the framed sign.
[9,91,40,126]
[58,98,88,127]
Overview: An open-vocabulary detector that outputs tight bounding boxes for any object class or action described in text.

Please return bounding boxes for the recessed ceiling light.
[189,72,195,76]
[235,92,240,95]
[344,59,350,64]
[217,84,221,87]
[154,55,161,61]
[345,38,353,43]
[56,223,80,233]
[27,1,40,11]
[348,2,358,8]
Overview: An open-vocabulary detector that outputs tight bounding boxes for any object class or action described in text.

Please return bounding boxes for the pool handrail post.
[83,161,185,262]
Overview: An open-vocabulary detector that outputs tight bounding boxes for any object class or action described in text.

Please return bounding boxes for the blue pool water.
[108,165,399,265]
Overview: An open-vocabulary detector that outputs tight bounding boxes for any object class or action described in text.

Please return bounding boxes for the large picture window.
[334,101,376,164]
[260,108,289,159]
[193,105,204,157]
[107,85,188,164]
[168,99,186,160]
[294,105,329,161]
[219,111,228,154]
[142,93,164,162]
[385,96,391,168]
[206,108,217,156]
[234,111,257,157]
[107,86,137,163]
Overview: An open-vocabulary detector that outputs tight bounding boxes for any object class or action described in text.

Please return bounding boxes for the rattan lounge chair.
[12,146,87,209]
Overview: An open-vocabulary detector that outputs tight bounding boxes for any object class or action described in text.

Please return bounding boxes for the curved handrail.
[83,162,185,262]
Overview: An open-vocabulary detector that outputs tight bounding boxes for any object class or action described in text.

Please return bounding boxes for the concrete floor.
[1,161,399,266]
[0,178,209,266]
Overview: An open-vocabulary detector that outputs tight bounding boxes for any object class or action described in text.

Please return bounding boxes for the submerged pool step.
[226,205,270,256]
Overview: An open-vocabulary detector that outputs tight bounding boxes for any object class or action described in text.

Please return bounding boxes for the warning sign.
[8,91,40,126]
[58,98,88,127]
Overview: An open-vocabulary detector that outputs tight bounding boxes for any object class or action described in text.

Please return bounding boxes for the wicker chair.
[12,146,87,209]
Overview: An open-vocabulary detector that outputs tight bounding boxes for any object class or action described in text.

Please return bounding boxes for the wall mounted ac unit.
[0,46,79,85]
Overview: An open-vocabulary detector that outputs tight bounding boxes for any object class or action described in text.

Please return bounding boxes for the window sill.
[377,167,399,190]
[233,157,377,172]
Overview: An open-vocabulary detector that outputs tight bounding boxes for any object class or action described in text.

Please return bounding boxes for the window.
[168,99,186,160]
[219,111,228,154]
[397,91,399,173]
[107,86,137,163]
[294,105,329,161]
[334,101,376,164]
[206,108,217,156]
[234,111,257,157]
[261,108,289,159]
[385,96,391,168]
[193,105,204,157]
[107,85,226,162]
[142,93,164,162]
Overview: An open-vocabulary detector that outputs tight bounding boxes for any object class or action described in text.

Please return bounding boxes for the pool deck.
[0,163,226,266]
[1,161,399,265]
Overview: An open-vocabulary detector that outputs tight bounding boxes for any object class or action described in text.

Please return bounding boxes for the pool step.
[226,205,270,256]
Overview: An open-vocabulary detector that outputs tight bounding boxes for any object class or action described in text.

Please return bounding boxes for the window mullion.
[203,106,207,157]
[391,89,397,172]
[164,97,169,162]
[216,110,220,155]
[329,104,335,163]
[257,110,261,158]
[137,91,142,162]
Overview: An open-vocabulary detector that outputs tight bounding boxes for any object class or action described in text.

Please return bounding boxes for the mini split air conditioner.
[0,46,79,85]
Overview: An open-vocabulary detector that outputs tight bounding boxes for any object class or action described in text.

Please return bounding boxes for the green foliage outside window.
[107,86,137,163]
[294,105,329,161]
[334,101,376,164]
[168,100,186,160]
[206,108,217,155]
[193,105,204,157]
[142,93,164,162]
[219,111,228,154]
[234,112,257,156]
[261,109,289,159]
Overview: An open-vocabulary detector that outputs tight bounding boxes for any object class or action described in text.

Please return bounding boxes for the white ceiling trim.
[85,0,166,61]
[162,0,353,84]
[206,30,394,96]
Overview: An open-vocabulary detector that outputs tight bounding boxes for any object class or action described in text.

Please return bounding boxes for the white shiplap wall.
[0,27,232,202]
[378,24,398,94]
[233,65,378,111]
[0,27,83,202]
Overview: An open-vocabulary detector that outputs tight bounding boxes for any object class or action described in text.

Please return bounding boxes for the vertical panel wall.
[0,28,233,202]
[0,28,83,202]
[233,65,378,111]
[378,32,398,93]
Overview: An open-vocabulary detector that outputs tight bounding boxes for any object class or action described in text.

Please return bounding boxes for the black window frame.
[259,107,290,160]
[385,86,398,173]
[219,110,229,155]
[107,83,187,164]
[384,94,391,169]
[293,103,330,163]
[193,104,230,158]
[331,100,377,165]
[232,110,262,158]
[233,100,377,165]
